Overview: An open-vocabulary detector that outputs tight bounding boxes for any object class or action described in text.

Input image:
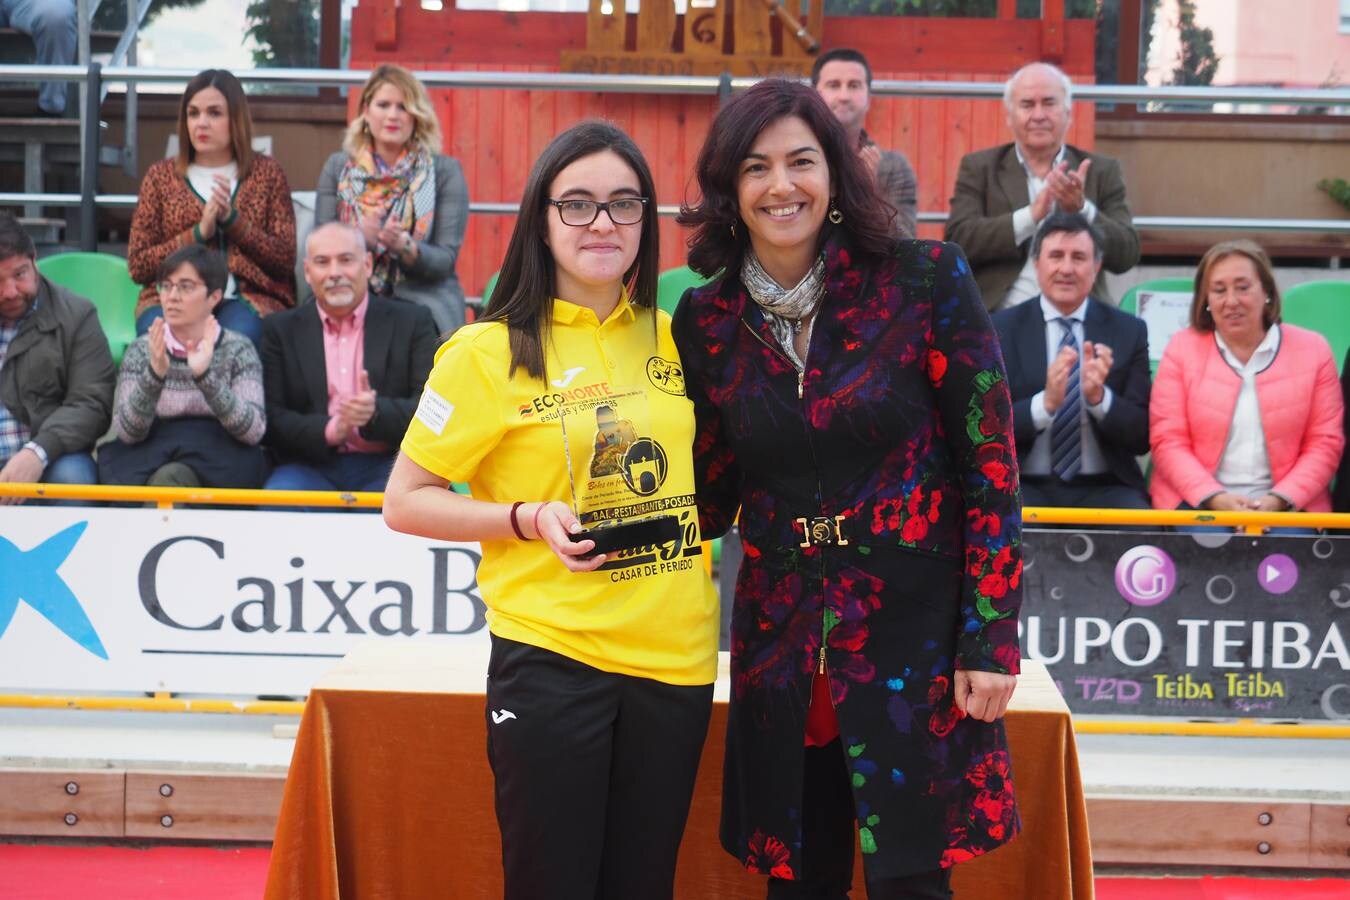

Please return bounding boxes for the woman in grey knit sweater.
[98,245,268,488]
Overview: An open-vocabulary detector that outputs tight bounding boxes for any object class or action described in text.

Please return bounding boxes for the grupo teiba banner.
[1020,530,1349,720]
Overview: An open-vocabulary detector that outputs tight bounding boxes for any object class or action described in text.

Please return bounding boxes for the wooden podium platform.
[264,644,1092,898]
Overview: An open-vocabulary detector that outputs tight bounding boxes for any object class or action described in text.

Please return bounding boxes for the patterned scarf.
[740,249,827,371]
[336,143,436,295]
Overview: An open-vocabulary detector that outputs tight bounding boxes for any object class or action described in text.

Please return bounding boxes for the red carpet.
[0,844,270,900]
[0,844,1346,899]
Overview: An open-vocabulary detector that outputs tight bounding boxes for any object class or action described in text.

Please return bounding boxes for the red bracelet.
[532,502,547,540]
[508,501,529,541]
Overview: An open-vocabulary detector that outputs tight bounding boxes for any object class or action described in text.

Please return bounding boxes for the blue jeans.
[0,0,76,114]
[27,451,97,506]
[137,298,263,349]
[264,454,393,511]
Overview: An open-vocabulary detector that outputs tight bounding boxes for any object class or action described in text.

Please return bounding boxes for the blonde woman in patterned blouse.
[315,64,469,334]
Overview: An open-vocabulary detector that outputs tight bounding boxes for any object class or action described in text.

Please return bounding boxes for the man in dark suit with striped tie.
[991,211,1152,510]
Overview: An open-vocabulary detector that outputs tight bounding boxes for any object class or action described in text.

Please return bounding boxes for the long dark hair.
[678,78,896,279]
[482,121,660,381]
[176,69,255,179]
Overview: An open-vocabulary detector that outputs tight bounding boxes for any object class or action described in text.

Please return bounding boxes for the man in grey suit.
[946,62,1140,311]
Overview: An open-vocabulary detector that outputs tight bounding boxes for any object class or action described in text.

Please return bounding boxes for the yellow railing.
[7,482,1350,527]
[3,485,1348,738]
[0,481,382,508]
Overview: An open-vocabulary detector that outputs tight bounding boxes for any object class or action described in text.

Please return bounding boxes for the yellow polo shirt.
[401,294,717,686]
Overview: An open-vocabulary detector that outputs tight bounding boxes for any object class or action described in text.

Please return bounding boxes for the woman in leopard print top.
[128,69,296,347]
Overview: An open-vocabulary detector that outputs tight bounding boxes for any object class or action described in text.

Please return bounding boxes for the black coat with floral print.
[673,236,1024,881]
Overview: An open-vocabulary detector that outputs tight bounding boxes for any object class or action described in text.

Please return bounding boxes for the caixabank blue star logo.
[0,522,108,659]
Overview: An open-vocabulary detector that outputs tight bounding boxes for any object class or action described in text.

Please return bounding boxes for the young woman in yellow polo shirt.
[384,122,717,900]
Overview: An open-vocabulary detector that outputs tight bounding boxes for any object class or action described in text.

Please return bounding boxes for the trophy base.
[570,515,682,557]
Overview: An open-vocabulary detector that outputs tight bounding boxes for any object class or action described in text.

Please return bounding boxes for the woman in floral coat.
[673,79,1024,899]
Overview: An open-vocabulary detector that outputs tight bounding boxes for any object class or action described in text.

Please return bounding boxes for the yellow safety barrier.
[1073,718,1350,740]
[3,487,1347,737]
[0,481,382,508]
[6,483,1350,528]
[0,693,306,716]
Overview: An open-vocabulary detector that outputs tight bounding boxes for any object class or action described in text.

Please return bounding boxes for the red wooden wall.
[350,2,1096,298]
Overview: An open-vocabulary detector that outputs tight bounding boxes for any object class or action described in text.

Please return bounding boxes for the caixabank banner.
[1020,530,1350,720]
[0,507,487,695]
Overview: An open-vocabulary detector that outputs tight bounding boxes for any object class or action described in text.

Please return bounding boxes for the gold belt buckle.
[796,514,849,548]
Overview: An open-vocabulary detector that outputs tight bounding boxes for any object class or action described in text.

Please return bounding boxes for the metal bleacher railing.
[0,65,1349,247]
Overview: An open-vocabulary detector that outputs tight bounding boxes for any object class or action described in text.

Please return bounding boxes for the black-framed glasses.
[547,197,648,227]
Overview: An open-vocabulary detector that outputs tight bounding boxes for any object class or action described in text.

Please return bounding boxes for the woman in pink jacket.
[1150,240,1343,522]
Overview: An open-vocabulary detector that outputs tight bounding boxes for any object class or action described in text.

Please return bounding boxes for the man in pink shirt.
[261,222,438,494]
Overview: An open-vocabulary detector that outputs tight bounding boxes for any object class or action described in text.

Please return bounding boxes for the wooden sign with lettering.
[636,0,677,53]
[586,0,625,53]
[683,0,724,58]
[569,0,823,76]
[733,0,771,56]
[560,50,811,78]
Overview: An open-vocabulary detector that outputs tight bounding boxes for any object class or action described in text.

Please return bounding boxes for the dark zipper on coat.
[740,318,833,683]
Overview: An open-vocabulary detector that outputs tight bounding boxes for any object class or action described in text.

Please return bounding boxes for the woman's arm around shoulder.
[670,284,742,539]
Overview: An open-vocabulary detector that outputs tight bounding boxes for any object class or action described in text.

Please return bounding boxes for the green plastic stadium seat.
[482,270,501,307]
[37,251,139,366]
[657,266,710,317]
[1281,280,1350,374]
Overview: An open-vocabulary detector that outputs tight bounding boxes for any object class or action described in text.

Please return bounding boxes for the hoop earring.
[828,203,844,225]
[730,221,737,239]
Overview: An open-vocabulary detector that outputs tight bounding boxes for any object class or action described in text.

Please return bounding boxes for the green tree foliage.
[1319,178,1350,214]
[1171,0,1218,86]
[92,0,206,32]
[823,0,996,16]
[245,0,321,68]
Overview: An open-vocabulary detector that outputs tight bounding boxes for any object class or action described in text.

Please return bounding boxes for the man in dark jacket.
[0,213,115,504]
[992,212,1151,510]
[261,222,437,493]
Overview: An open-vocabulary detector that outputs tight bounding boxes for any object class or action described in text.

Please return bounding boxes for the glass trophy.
[557,388,681,556]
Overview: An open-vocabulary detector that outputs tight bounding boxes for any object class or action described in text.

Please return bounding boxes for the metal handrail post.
[80,62,101,251]
[122,0,138,177]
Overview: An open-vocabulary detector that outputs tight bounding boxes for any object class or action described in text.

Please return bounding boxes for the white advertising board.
[0,507,487,695]
[1136,290,1193,363]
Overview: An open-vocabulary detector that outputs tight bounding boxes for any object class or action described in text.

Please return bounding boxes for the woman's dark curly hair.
[678,78,898,279]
